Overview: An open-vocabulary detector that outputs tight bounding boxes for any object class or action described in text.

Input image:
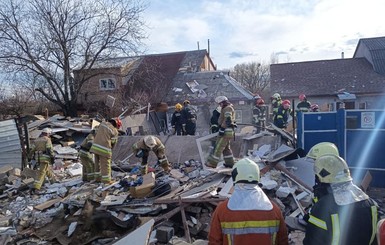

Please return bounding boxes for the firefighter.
[90,118,120,184]
[206,96,236,168]
[273,99,291,129]
[181,100,197,135]
[270,93,282,120]
[132,135,171,175]
[210,105,221,134]
[296,94,311,112]
[171,103,184,135]
[78,126,98,181]
[29,127,56,191]
[252,97,267,133]
[208,158,288,245]
[303,154,378,245]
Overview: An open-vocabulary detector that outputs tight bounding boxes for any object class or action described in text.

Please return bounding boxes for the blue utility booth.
[297,109,385,187]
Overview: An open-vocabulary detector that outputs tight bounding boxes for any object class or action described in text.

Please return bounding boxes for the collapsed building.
[0,111,384,245]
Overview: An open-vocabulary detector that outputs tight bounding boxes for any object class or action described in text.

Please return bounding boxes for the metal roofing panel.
[0,119,22,168]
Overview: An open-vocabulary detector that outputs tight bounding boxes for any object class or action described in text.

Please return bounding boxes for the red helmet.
[299,94,306,101]
[256,98,265,105]
[115,118,122,129]
[282,100,291,109]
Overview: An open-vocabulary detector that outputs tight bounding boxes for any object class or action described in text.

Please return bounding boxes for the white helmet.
[144,135,157,149]
[231,158,260,184]
[42,128,52,135]
[215,96,228,104]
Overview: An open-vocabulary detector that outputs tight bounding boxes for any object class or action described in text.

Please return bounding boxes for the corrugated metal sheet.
[0,119,22,168]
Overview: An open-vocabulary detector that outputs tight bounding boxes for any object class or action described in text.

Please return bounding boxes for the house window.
[99,78,116,90]
[359,102,367,109]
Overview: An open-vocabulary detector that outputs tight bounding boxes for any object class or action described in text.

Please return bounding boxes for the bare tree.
[231,61,271,95]
[0,0,147,117]
[0,85,35,119]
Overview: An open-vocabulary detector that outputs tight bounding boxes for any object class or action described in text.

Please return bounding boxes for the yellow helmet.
[307,142,339,160]
[144,135,157,149]
[231,158,260,184]
[314,154,352,184]
[175,103,183,110]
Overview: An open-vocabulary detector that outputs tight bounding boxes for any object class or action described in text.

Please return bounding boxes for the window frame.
[99,78,117,91]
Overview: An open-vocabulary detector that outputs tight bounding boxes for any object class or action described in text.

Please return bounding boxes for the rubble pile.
[0,116,384,245]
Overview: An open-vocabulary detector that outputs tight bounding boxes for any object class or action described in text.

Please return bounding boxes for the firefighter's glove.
[218,127,225,136]
[135,150,144,158]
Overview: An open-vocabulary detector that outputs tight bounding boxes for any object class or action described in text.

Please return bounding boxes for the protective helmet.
[115,118,122,129]
[231,158,260,184]
[299,94,306,101]
[314,154,352,184]
[175,103,183,110]
[272,93,281,100]
[183,100,190,105]
[256,98,265,105]
[282,100,291,109]
[215,96,228,104]
[311,104,319,111]
[307,142,339,160]
[42,128,52,135]
[144,135,157,149]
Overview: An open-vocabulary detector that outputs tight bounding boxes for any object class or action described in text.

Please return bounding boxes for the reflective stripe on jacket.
[208,200,288,245]
[219,104,235,129]
[29,135,54,164]
[90,121,118,157]
[303,193,378,245]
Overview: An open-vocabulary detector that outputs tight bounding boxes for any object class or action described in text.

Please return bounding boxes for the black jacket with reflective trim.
[303,192,377,245]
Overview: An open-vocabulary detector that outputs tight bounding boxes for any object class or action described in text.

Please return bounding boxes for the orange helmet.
[282,100,291,109]
[299,94,306,101]
[256,98,265,105]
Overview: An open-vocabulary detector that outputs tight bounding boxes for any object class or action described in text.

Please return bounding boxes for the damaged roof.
[164,70,254,104]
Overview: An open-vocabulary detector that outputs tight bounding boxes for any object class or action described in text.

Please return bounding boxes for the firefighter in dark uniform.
[171,103,184,135]
[273,100,291,129]
[90,118,120,184]
[132,135,171,175]
[253,97,267,133]
[304,154,378,245]
[79,126,98,181]
[181,100,197,135]
[29,127,55,191]
[210,105,221,134]
[206,96,236,168]
[296,94,311,112]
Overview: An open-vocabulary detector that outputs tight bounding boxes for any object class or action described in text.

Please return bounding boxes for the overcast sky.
[143,0,385,69]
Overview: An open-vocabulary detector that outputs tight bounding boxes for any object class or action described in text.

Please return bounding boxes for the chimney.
[341,52,344,59]
[197,41,200,50]
[207,39,210,56]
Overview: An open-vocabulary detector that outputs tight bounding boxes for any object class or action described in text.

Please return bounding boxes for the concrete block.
[156,226,174,243]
